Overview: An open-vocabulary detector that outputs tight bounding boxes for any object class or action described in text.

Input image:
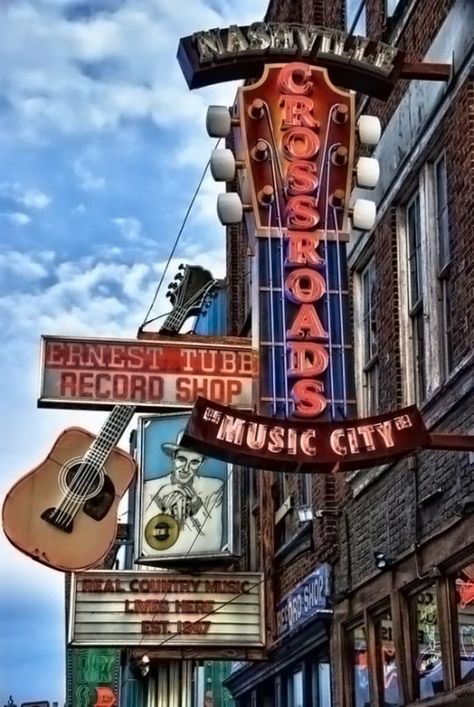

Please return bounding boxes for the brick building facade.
[225,1,474,705]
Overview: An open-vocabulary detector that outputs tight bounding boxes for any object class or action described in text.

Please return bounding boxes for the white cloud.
[0,250,50,280]
[20,188,51,209]
[112,216,143,242]
[72,158,106,191]
[3,211,32,225]
[0,182,51,209]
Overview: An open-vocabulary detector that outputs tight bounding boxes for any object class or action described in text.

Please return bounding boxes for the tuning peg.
[351,198,376,230]
[178,263,185,270]
[217,193,252,225]
[206,106,238,137]
[355,157,380,188]
[174,273,183,281]
[165,291,173,299]
[210,149,238,181]
[168,282,178,290]
[357,115,381,145]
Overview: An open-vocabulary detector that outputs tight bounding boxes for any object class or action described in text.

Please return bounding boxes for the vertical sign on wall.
[70,647,120,707]
[237,63,357,421]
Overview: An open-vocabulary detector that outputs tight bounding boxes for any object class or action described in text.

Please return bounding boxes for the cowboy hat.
[161,430,204,458]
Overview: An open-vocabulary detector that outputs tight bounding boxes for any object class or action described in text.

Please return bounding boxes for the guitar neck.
[160,305,187,333]
[85,405,136,467]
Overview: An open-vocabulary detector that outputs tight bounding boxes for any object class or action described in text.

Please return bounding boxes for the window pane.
[413,311,426,402]
[414,586,444,698]
[375,610,401,706]
[318,662,332,707]
[346,0,367,35]
[386,0,402,16]
[292,670,303,707]
[407,195,422,308]
[435,156,450,269]
[455,563,474,683]
[349,626,370,707]
[362,260,377,362]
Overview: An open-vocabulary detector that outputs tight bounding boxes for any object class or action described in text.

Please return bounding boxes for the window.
[361,259,378,414]
[348,625,370,707]
[374,609,401,706]
[433,155,453,376]
[406,193,426,403]
[412,586,444,698]
[386,0,403,16]
[316,662,332,707]
[346,0,367,35]
[455,562,474,684]
[288,669,304,707]
[399,154,452,405]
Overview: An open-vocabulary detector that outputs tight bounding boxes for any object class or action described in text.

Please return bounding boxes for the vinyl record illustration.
[144,513,180,550]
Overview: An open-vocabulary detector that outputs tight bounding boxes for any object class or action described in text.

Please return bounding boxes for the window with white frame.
[433,154,453,376]
[399,154,452,405]
[346,0,366,35]
[406,192,427,403]
[355,258,378,416]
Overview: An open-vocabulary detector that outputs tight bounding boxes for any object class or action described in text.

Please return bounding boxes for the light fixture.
[374,551,393,571]
[454,496,474,517]
[296,506,341,522]
[297,505,314,522]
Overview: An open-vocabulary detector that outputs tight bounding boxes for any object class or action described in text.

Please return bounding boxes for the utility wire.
[138,139,221,334]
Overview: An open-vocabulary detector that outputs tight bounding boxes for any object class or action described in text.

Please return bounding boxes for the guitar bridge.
[41,507,73,533]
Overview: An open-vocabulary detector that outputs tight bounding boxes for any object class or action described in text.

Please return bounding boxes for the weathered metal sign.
[69,571,265,650]
[276,564,332,638]
[181,397,431,473]
[38,335,257,411]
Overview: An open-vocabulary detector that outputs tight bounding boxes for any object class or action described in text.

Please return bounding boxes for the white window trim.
[353,257,378,416]
[398,161,446,406]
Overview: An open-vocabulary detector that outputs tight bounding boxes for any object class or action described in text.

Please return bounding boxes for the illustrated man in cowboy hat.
[142,431,224,555]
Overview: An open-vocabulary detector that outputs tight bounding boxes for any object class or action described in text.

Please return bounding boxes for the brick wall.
[229,0,473,643]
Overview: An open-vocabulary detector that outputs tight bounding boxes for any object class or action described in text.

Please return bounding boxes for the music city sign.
[181,397,432,473]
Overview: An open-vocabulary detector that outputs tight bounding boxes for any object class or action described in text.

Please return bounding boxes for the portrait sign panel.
[135,413,235,563]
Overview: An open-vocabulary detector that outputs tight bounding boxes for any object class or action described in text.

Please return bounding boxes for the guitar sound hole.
[64,463,103,500]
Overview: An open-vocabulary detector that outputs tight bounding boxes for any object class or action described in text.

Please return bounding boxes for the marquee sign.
[69,570,265,651]
[38,334,257,411]
[177,23,404,99]
[181,397,432,473]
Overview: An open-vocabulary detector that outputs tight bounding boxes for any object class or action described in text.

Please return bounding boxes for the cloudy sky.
[0,0,267,703]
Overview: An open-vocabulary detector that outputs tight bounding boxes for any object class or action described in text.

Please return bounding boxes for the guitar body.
[2,427,136,571]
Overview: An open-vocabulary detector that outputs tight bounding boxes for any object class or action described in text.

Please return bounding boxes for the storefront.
[226,564,332,707]
[333,517,474,706]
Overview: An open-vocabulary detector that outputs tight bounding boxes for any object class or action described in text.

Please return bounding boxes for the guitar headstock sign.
[236,63,357,420]
[160,264,219,335]
[176,23,474,468]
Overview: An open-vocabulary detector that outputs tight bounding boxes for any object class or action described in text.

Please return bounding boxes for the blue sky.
[0,1,267,703]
